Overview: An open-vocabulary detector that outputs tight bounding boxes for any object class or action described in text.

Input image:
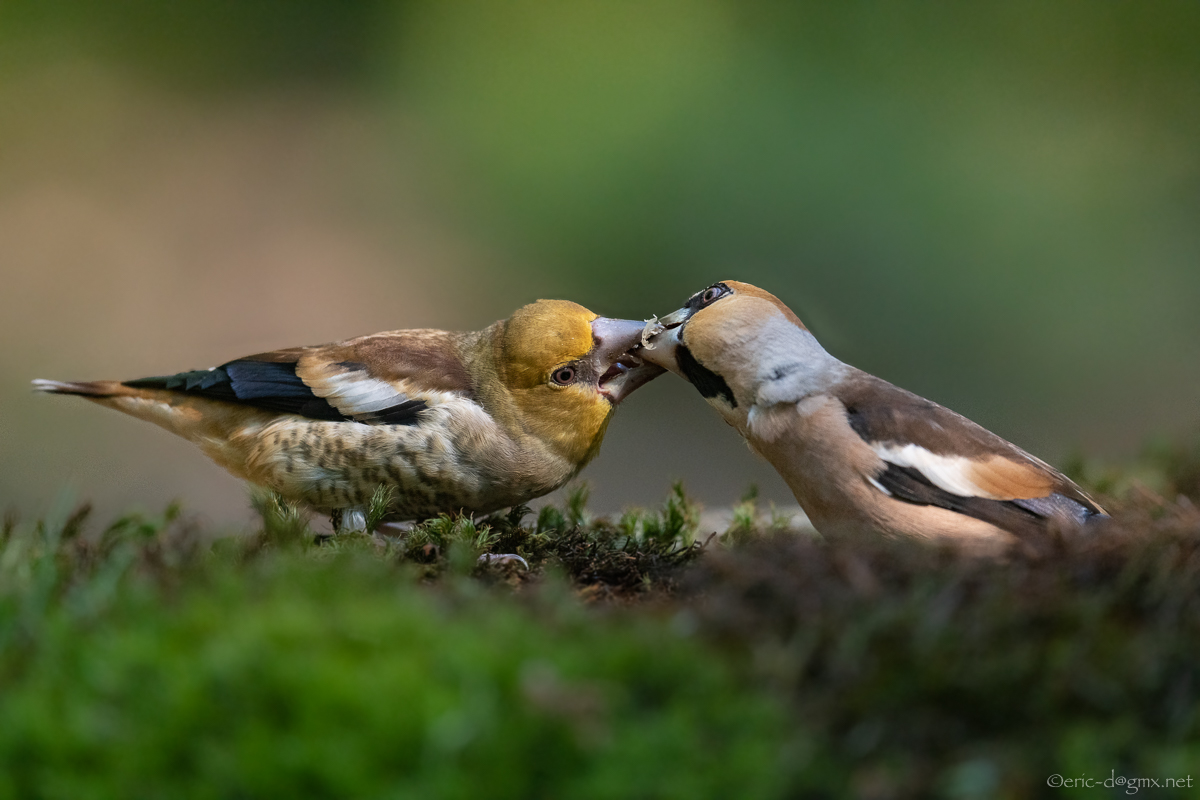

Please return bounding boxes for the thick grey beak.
[634,305,691,375]
[655,306,691,329]
[589,317,666,404]
[590,317,647,364]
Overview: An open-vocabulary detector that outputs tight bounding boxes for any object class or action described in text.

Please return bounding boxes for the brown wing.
[835,372,1105,522]
[264,329,473,395]
[123,329,474,425]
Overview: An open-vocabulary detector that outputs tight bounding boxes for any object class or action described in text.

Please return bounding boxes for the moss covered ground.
[3,444,1200,799]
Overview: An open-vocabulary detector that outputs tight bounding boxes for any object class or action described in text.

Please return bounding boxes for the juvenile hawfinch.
[35,300,663,525]
[639,281,1106,546]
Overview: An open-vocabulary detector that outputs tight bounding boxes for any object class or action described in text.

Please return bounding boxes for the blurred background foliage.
[2,1,1199,523]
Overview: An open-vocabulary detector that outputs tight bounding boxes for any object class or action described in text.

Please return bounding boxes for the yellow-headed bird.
[639,281,1105,547]
[35,300,663,524]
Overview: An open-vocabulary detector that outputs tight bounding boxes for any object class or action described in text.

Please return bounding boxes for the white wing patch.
[314,369,407,416]
[295,357,429,422]
[871,443,1007,500]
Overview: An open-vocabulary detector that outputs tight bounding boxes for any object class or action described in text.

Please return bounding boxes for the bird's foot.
[328,507,368,534]
[376,520,416,537]
[477,553,530,571]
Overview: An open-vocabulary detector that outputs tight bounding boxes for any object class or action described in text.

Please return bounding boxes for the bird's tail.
[32,377,266,485]
[32,379,137,397]
[32,377,260,470]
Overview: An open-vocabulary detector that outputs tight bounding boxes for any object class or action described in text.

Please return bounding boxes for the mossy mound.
[2,465,1199,798]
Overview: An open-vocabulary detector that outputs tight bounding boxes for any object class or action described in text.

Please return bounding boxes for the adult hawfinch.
[639,281,1106,545]
[35,300,663,526]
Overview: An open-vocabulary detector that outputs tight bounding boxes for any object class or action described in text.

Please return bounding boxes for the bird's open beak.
[589,317,667,404]
[633,306,691,376]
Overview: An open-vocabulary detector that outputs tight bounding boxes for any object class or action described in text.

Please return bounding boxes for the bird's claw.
[477,553,530,570]
[375,520,416,538]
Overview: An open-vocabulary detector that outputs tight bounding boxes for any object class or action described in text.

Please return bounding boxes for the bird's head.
[638,281,839,428]
[496,299,664,465]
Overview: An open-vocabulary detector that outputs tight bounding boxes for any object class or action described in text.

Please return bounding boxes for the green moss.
[0,502,787,799]
[3,475,1199,798]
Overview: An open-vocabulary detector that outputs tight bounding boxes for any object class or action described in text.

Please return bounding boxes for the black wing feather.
[876,463,1102,536]
[124,359,426,425]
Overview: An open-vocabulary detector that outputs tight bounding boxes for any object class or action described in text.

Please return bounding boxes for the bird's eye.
[551,366,577,385]
[701,286,725,305]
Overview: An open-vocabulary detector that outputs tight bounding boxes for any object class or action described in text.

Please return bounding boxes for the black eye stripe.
[685,282,731,312]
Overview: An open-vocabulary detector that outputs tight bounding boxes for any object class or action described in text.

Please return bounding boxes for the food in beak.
[628,315,682,374]
[640,316,665,349]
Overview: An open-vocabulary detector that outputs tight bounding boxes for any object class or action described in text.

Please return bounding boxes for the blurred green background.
[3,1,1199,525]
